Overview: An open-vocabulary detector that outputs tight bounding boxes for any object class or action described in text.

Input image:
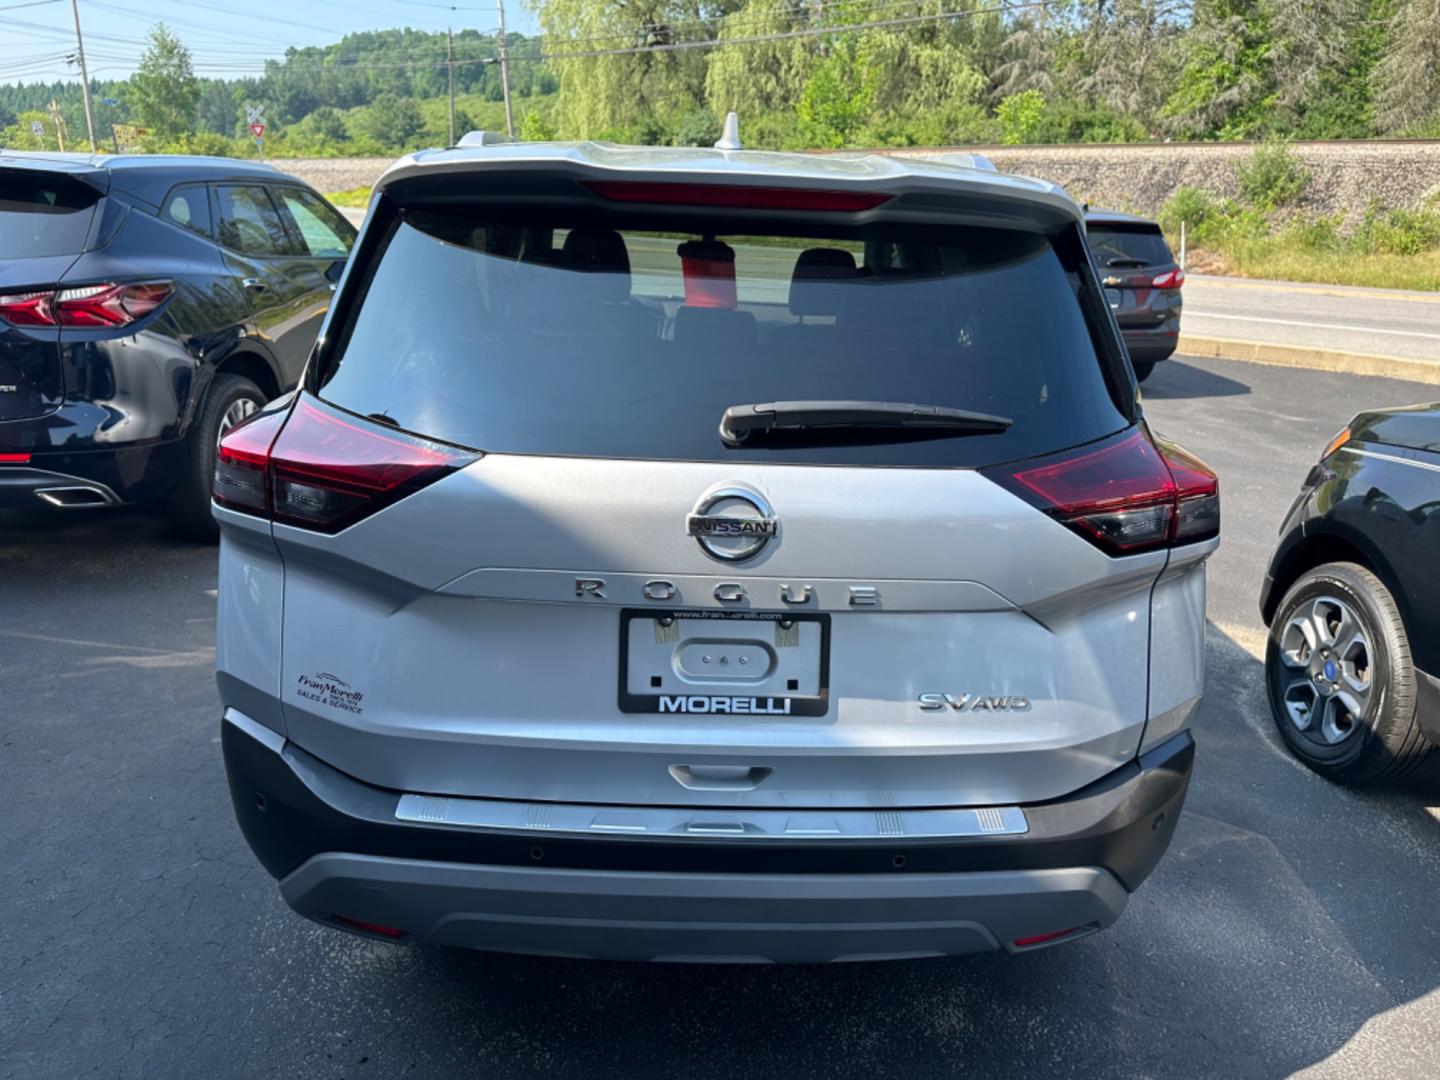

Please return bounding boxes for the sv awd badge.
[918,693,1033,712]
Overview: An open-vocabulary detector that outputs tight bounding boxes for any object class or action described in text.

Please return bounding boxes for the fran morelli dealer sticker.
[296,672,365,715]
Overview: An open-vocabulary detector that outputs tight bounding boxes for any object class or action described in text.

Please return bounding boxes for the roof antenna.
[714,111,742,151]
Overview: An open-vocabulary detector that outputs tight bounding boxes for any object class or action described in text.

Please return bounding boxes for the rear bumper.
[0,442,184,508]
[1122,329,1179,363]
[223,711,1195,962]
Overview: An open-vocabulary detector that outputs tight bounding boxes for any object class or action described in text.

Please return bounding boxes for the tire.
[167,373,265,541]
[1132,360,1156,383]
[1264,561,1434,785]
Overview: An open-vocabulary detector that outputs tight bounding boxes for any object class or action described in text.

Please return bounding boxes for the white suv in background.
[212,139,1218,962]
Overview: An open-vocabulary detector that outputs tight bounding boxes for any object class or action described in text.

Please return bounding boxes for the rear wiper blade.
[719,400,1012,447]
[1105,257,1149,268]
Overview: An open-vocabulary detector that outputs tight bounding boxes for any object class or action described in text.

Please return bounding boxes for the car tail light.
[0,452,33,464]
[213,409,286,514]
[1150,268,1184,289]
[214,396,477,533]
[0,281,173,328]
[583,181,892,212]
[986,428,1219,555]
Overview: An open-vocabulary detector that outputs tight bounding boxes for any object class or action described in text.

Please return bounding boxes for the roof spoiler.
[926,152,998,173]
[456,130,515,148]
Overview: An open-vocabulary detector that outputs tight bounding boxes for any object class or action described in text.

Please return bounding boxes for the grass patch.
[1186,242,1440,292]
[1159,169,1440,292]
[326,186,372,209]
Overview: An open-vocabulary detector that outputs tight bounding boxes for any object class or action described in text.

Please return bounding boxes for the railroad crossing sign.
[245,104,264,126]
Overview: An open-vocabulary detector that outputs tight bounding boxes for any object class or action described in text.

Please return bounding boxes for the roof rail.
[456,130,515,148]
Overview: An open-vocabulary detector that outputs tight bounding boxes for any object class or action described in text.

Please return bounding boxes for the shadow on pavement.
[1141,357,1252,400]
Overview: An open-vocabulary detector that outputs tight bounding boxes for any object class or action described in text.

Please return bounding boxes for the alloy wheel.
[1277,595,1373,746]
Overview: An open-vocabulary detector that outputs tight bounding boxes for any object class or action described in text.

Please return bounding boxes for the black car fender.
[179,338,285,439]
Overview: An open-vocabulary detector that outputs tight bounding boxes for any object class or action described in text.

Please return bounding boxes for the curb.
[1177,335,1440,385]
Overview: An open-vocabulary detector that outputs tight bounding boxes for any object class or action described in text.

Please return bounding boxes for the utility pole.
[447,27,456,145]
[496,0,515,138]
[70,0,97,151]
[49,99,67,151]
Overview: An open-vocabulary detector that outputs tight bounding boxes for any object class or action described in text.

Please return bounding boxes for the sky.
[1,0,543,84]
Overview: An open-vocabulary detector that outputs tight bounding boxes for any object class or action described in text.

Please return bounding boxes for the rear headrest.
[788,247,857,316]
[562,227,631,300]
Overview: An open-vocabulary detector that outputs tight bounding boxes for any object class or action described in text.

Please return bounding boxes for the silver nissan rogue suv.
[213,138,1218,963]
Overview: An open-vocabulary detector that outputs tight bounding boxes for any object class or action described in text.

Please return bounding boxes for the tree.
[996,88,1047,143]
[1161,0,1274,138]
[706,0,814,118]
[1076,0,1185,129]
[1374,0,1440,133]
[797,33,878,147]
[1266,0,1365,125]
[128,24,199,139]
[353,93,425,147]
[529,0,718,138]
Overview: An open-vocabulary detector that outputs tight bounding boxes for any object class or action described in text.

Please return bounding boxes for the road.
[1184,275,1440,364]
[3,356,1439,1079]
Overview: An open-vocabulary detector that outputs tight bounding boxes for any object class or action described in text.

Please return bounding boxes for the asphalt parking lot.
[3,354,1439,1080]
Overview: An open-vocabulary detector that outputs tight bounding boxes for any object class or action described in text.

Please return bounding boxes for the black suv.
[0,152,355,536]
[1084,210,1183,383]
[1261,406,1440,785]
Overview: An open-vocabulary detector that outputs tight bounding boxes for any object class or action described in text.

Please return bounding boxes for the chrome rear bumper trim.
[395,793,1028,840]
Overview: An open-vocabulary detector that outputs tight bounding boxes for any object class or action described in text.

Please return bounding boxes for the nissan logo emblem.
[685,486,777,562]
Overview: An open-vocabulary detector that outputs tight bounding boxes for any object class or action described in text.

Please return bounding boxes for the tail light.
[1150,268,1184,289]
[986,428,1218,555]
[214,396,477,533]
[0,281,173,328]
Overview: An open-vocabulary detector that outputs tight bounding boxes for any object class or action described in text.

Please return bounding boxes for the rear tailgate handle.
[669,765,772,791]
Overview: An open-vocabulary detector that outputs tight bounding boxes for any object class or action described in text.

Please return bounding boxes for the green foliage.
[520,110,557,141]
[797,36,878,148]
[351,93,424,147]
[1162,0,1274,139]
[1,1,1438,170]
[1355,201,1440,255]
[326,187,373,208]
[0,109,55,150]
[128,24,199,139]
[1235,142,1310,211]
[669,108,720,148]
[996,90,1047,145]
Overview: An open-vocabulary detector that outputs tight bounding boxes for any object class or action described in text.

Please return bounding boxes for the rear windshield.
[0,172,100,259]
[1086,223,1173,268]
[319,209,1127,467]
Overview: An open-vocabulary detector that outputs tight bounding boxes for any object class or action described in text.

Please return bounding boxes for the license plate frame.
[618,608,831,716]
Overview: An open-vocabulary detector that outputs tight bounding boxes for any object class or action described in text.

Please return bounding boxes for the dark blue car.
[0,152,355,536]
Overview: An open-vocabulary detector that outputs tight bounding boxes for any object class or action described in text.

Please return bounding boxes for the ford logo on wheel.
[686,486,777,562]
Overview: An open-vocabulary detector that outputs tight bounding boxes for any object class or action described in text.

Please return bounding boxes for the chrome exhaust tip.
[34,485,115,508]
